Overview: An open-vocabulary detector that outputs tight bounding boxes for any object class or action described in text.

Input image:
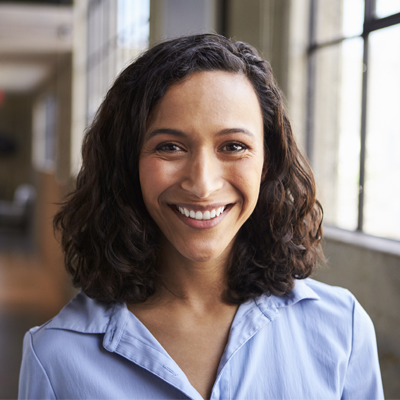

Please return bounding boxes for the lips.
[176,205,226,220]
[169,203,233,230]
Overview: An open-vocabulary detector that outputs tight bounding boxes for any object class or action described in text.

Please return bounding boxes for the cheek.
[139,158,179,205]
[233,159,264,205]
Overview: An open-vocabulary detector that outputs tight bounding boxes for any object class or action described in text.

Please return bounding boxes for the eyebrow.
[216,128,255,139]
[147,127,255,140]
[147,128,187,139]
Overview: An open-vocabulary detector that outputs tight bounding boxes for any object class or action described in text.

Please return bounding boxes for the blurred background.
[0,0,399,398]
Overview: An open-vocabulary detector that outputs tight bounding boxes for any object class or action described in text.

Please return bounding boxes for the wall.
[31,52,74,306]
[54,55,72,182]
[70,0,88,176]
[316,234,400,396]
[150,0,218,44]
[34,170,71,309]
[227,0,291,95]
[0,94,34,201]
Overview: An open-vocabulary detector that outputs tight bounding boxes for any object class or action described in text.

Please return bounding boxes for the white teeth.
[176,205,228,220]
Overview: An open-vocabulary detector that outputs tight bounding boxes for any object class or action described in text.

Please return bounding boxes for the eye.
[156,142,184,152]
[221,142,248,153]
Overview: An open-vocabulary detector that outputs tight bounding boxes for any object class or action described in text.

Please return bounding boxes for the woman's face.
[139,71,264,264]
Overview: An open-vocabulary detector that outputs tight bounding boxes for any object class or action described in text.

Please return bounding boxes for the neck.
[154,240,234,310]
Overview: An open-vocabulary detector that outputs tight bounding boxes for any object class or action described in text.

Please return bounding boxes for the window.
[32,93,57,172]
[86,0,150,124]
[307,0,400,241]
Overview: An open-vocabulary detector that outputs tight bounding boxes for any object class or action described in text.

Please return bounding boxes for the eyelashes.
[156,141,249,154]
[220,142,248,153]
[156,142,183,152]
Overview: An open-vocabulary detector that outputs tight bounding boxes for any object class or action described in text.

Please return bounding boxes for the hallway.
[0,236,70,399]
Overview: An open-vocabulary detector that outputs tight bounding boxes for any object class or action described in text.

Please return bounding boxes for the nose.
[181,148,224,198]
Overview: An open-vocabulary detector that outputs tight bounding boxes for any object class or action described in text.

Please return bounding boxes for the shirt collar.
[45,279,320,335]
[44,279,320,400]
[44,291,114,333]
[254,278,320,318]
[216,279,320,376]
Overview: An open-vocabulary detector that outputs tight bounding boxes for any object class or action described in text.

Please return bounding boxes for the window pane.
[375,0,400,18]
[86,0,149,124]
[313,38,363,230]
[364,24,400,240]
[117,0,150,72]
[316,0,364,43]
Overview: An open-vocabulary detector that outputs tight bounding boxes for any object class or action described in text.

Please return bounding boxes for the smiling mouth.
[174,205,230,220]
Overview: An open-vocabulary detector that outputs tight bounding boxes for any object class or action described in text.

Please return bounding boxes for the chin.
[175,239,233,264]
[185,252,221,263]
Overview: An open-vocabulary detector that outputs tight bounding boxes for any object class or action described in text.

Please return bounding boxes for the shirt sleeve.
[18,331,57,400]
[341,299,384,400]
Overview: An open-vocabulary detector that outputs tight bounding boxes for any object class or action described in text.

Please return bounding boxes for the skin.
[130,71,264,399]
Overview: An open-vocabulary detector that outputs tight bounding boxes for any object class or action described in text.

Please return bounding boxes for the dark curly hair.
[54,33,323,304]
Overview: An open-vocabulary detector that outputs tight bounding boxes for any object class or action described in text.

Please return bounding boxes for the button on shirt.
[18,279,384,399]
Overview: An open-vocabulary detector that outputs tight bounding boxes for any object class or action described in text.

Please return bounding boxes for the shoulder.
[300,278,373,328]
[254,278,375,348]
[25,292,114,365]
[19,293,129,398]
[286,279,377,359]
[301,278,356,309]
[303,278,353,300]
[262,278,359,317]
[250,283,383,399]
[276,279,379,372]
[293,282,384,399]
[260,278,376,345]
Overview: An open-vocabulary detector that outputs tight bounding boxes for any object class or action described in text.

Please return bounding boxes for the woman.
[19,34,384,399]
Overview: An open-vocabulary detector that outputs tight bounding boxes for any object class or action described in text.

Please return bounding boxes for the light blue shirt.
[19,279,384,399]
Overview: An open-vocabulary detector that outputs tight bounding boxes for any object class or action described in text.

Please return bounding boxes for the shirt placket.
[209,299,280,400]
[103,305,203,400]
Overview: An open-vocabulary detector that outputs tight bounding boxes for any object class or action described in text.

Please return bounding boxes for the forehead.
[146,71,263,134]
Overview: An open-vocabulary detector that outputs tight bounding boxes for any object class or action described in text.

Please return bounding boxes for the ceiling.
[0,2,73,93]
[0,0,72,4]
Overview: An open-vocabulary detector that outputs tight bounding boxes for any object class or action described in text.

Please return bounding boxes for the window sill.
[322,225,400,257]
